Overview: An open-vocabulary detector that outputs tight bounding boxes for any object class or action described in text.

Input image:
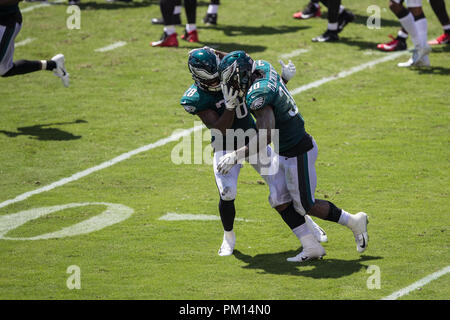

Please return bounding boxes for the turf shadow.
[0,119,87,141]
[199,25,309,37]
[414,65,450,76]
[318,12,402,28]
[233,249,383,279]
[70,0,157,11]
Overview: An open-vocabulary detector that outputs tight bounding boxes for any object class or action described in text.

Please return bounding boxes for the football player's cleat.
[51,54,69,87]
[287,234,326,262]
[337,9,355,33]
[203,13,218,25]
[312,29,339,42]
[218,230,235,256]
[428,33,450,45]
[293,2,321,20]
[398,45,431,67]
[377,35,407,51]
[188,47,221,92]
[218,50,254,97]
[181,29,199,43]
[305,215,328,243]
[347,212,369,253]
[151,32,178,47]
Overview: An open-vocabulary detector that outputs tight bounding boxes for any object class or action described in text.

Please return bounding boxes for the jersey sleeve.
[246,82,274,112]
[180,85,205,115]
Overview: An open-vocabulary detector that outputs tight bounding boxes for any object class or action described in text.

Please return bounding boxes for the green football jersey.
[180,84,256,151]
[246,60,306,153]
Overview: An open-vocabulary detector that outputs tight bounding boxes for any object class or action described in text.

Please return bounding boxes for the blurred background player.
[151,0,198,47]
[181,48,327,256]
[152,0,219,27]
[377,0,449,51]
[0,0,69,86]
[292,0,355,42]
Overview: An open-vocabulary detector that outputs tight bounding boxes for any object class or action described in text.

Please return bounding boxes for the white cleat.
[398,46,431,68]
[287,234,326,262]
[305,215,328,243]
[218,230,235,256]
[51,53,69,87]
[347,212,369,253]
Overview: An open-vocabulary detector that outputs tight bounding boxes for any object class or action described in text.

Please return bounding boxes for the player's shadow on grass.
[320,12,401,28]
[337,37,381,51]
[414,66,450,76]
[73,0,157,11]
[0,120,87,141]
[189,42,267,54]
[200,25,309,37]
[234,249,383,279]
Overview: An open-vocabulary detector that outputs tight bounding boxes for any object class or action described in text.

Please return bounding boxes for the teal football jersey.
[246,60,306,153]
[180,84,256,151]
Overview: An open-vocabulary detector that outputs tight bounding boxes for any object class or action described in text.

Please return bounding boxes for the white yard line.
[382,266,450,300]
[21,0,65,14]
[291,51,408,96]
[0,52,409,210]
[94,41,127,53]
[0,125,205,209]
[15,38,36,48]
[280,49,309,60]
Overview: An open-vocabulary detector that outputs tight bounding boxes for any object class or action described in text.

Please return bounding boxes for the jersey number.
[278,82,298,117]
[217,99,248,119]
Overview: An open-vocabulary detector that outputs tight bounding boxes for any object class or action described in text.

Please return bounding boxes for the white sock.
[339,5,345,14]
[40,60,47,70]
[224,230,234,240]
[398,29,408,39]
[164,25,176,36]
[292,223,311,241]
[443,24,450,32]
[207,4,219,14]
[328,22,338,31]
[173,5,181,15]
[338,210,350,226]
[399,13,420,48]
[186,24,196,33]
[415,17,428,48]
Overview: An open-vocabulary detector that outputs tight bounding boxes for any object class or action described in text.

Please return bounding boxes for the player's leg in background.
[181,0,199,42]
[428,0,450,45]
[0,22,68,86]
[203,0,219,25]
[151,0,179,47]
[377,2,409,52]
[312,0,341,42]
[213,151,241,256]
[151,0,182,25]
[293,0,321,20]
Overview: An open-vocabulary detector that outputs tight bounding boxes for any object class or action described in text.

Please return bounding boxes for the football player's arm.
[0,0,22,6]
[197,108,235,135]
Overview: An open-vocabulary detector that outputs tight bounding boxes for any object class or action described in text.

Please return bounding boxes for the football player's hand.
[221,83,239,111]
[217,151,238,175]
[279,59,296,82]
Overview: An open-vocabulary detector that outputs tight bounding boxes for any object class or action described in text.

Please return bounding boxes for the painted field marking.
[15,38,36,48]
[21,0,65,14]
[382,265,450,300]
[94,41,127,53]
[290,51,408,96]
[159,212,252,222]
[0,125,205,210]
[0,52,409,209]
[280,49,309,60]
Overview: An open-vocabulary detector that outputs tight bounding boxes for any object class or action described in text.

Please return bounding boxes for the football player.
[0,0,69,85]
[377,0,449,51]
[292,0,355,42]
[217,51,369,262]
[180,47,327,256]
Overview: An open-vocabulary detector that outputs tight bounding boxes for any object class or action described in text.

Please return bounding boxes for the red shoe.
[293,3,321,20]
[428,33,450,45]
[151,32,178,47]
[181,29,199,43]
[376,35,407,51]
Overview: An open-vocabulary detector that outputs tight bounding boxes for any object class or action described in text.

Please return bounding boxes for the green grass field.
[0,0,449,300]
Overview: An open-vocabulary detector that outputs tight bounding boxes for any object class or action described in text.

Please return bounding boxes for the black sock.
[219,199,235,232]
[278,203,306,230]
[430,0,450,27]
[160,0,176,26]
[325,201,342,223]
[2,60,41,77]
[46,60,56,71]
[184,0,197,24]
[327,0,341,24]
